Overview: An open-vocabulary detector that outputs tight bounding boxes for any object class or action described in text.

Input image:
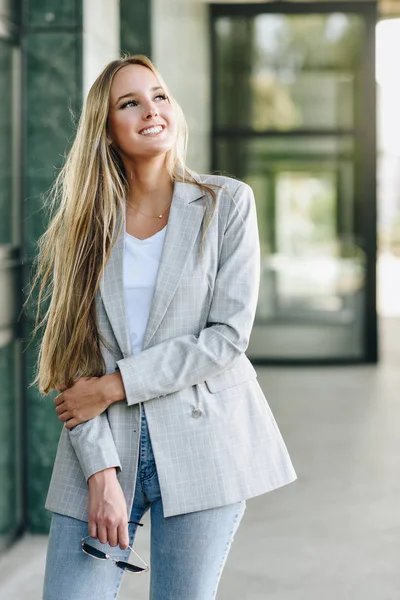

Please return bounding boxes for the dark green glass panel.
[25,339,62,533]
[25,31,81,259]
[24,18,82,532]
[27,0,81,29]
[27,465,54,533]
[120,0,151,57]
[214,13,364,131]
[0,341,18,537]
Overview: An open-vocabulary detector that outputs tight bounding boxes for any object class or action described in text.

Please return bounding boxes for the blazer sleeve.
[51,257,122,483]
[116,181,261,406]
[67,414,122,483]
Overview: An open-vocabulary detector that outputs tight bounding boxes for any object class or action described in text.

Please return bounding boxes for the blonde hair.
[25,54,219,395]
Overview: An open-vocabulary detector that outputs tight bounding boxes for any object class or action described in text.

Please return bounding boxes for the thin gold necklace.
[126,199,172,219]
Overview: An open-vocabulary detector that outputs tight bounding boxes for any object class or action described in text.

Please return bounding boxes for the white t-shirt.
[123,225,167,355]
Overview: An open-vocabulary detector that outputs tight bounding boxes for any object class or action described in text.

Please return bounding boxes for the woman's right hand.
[87,467,130,550]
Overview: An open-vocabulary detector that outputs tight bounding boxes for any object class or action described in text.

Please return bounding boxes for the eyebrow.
[115,86,164,106]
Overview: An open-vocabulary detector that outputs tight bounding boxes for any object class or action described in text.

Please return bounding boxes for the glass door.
[211,3,377,362]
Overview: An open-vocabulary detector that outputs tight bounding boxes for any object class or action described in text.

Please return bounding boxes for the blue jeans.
[43,408,246,600]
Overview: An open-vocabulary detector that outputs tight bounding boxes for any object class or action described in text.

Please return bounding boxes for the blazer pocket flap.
[204,359,257,393]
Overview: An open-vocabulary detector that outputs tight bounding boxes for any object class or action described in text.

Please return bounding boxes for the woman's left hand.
[54,377,108,429]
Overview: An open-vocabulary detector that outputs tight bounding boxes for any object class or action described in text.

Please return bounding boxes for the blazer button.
[192,408,204,419]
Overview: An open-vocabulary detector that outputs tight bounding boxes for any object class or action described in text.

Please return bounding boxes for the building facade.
[1,0,393,548]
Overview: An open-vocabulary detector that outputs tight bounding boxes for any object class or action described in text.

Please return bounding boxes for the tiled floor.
[1,318,399,600]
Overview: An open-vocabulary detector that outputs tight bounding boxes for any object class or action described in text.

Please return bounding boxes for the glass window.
[212,7,374,361]
[214,13,364,131]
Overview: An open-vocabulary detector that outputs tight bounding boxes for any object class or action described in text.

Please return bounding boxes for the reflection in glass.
[215,13,364,131]
[268,170,364,319]
[216,137,365,358]
[213,9,368,359]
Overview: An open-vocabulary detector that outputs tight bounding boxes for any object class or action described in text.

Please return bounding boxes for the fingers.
[97,523,108,545]
[57,410,69,422]
[55,401,75,428]
[53,394,64,406]
[117,522,130,550]
[87,479,129,550]
[55,384,68,392]
[104,521,129,549]
[89,519,128,549]
[55,401,81,429]
[88,520,97,539]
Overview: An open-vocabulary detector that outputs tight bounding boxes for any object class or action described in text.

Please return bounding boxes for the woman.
[30,55,297,599]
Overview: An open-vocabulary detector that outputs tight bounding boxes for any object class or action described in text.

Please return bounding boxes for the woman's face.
[107,64,176,161]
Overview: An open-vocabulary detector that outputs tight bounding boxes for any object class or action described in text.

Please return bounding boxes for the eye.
[120,93,168,109]
[120,99,138,109]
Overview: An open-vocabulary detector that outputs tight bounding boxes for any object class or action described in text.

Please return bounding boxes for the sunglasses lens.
[115,561,146,573]
[82,543,107,560]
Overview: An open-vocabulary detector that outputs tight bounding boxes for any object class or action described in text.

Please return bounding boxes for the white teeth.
[140,126,163,136]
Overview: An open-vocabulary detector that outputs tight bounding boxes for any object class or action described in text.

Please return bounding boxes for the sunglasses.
[81,520,149,573]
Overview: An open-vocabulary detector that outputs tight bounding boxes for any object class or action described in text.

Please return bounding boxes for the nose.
[144,103,158,120]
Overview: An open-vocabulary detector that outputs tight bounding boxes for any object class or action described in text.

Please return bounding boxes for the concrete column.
[151,0,211,173]
[83,0,119,98]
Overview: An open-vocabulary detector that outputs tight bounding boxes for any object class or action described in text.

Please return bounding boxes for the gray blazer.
[45,175,297,520]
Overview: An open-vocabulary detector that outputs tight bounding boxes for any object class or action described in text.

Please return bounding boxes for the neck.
[124,156,174,212]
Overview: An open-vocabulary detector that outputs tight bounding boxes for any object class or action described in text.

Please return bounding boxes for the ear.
[105,126,113,146]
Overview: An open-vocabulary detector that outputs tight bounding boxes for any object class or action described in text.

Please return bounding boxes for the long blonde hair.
[26,55,218,395]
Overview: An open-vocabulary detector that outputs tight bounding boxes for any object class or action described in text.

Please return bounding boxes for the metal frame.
[0,0,24,553]
[211,2,377,17]
[210,1,378,364]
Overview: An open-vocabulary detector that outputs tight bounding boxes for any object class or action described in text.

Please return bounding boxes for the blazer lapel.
[99,208,129,356]
[100,180,206,357]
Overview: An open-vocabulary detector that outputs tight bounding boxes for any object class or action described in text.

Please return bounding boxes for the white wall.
[152,0,211,173]
[83,0,120,99]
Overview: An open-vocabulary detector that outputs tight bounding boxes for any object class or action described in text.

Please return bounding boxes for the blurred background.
[0,0,400,598]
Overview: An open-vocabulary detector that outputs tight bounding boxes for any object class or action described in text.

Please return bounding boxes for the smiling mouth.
[139,125,165,136]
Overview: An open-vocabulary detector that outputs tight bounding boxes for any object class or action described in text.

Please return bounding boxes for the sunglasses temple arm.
[128,520,144,527]
[128,545,149,568]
